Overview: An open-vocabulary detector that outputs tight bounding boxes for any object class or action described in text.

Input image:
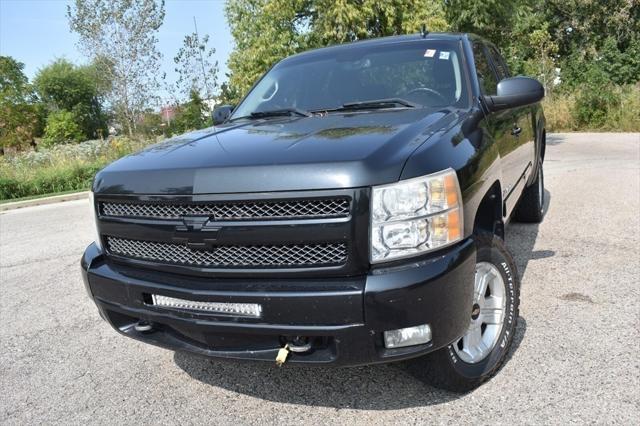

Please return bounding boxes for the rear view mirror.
[212,105,234,125]
[484,77,544,111]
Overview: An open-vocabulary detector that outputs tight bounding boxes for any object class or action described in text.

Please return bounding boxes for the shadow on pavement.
[546,134,566,145]
[507,189,552,278]
[173,191,549,409]
[174,316,528,410]
[174,351,461,409]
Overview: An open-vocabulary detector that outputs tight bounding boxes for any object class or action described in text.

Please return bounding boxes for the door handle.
[511,126,522,136]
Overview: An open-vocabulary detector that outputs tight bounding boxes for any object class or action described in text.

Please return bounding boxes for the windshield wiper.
[230,99,416,122]
[250,107,312,118]
[228,107,312,122]
[339,98,420,110]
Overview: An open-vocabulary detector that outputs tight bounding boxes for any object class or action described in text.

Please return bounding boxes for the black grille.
[100,198,350,221]
[106,236,347,268]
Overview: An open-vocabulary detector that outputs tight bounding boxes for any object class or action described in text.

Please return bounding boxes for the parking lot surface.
[1,133,639,424]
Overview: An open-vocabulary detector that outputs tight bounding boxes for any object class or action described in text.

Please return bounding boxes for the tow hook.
[275,337,312,366]
[134,320,153,333]
[288,336,312,353]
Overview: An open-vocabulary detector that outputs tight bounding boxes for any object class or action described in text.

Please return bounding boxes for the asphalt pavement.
[1,132,639,425]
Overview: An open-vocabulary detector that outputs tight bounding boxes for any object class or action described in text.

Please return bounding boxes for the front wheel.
[418,234,520,392]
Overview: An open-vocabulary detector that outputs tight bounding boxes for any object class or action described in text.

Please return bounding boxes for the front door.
[472,43,521,216]
[486,43,535,215]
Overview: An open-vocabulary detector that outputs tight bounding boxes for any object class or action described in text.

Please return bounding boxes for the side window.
[472,43,498,95]
[488,46,510,80]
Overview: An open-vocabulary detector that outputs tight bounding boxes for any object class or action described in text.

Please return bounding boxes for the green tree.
[170,89,210,134]
[545,0,640,86]
[224,0,448,102]
[173,29,219,101]
[525,23,559,93]
[34,58,108,139]
[545,0,639,60]
[444,0,517,45]
[0,56,41,153]
[225,0,306,102]
[67,0,165,136]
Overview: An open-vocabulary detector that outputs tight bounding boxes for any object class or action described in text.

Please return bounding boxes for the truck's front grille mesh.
[106,237,347,268]
[100,198,350,221]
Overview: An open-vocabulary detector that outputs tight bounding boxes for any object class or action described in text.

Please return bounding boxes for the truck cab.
[81,33,545,392]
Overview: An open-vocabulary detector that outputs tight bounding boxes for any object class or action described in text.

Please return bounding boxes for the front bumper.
[81,239,475,367]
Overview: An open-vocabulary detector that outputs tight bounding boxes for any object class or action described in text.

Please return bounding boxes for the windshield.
[231,40,469,119]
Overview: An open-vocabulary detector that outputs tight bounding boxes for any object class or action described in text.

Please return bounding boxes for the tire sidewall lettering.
[445,237,520,378]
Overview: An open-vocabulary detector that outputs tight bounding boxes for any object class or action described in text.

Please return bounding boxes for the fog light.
[383,324,432,348]
[150,295,262,318]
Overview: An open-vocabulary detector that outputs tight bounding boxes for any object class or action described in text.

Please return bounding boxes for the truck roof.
[282,32,482,63]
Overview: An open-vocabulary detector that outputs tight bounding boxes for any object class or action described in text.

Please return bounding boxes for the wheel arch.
[472,180,504,239]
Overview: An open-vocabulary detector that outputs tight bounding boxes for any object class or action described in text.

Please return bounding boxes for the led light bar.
[150,295,262,318]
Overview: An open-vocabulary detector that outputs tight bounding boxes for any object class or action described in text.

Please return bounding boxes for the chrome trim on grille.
[106,236,347,268]
[100,198,350,221]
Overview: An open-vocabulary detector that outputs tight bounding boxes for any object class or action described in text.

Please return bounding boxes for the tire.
[416,234,520,392]
[514,160,544,223]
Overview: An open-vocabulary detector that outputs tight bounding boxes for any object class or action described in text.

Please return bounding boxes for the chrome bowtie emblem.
[172,216,221,250]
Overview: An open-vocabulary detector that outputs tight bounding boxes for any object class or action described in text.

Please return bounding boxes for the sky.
[0,0,234,100]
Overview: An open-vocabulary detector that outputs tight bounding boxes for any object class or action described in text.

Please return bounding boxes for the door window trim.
[486,44,511,81]
[472,42,500,96]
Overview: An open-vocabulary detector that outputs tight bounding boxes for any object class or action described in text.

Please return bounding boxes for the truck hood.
[95,108,458,194]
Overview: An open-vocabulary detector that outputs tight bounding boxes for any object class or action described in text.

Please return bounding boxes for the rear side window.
[472,43,498,95]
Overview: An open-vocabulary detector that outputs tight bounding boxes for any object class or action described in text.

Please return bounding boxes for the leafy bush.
[569,67,619,128]
[544,84,640,132]
[42,110,85,146]
[138,112,165,137]
[573,86,620,129]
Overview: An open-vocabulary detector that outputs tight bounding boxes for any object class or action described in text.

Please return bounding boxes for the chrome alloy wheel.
[453,262,507,364]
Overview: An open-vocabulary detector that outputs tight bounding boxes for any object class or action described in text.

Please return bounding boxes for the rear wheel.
[514,160,544,223]
[418,234,520,392]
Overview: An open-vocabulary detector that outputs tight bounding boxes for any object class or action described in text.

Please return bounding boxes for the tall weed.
[544,84,639,132]
[0,137,151,200]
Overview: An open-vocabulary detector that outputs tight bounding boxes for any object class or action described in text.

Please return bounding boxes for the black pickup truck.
[81,33,545,391]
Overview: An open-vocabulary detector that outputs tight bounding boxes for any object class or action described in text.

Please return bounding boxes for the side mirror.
[484,76,544,112]
[212,105,234,125]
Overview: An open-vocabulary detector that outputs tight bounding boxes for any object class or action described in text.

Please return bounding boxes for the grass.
[0,189,87,205]
[0,137,152,200]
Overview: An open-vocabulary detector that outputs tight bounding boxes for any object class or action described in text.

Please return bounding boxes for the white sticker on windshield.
[424,49,436,58]
[439,51,450,60]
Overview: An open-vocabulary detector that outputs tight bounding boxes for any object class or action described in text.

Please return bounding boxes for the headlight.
[371,169,463,263]
[88,191,103,251]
